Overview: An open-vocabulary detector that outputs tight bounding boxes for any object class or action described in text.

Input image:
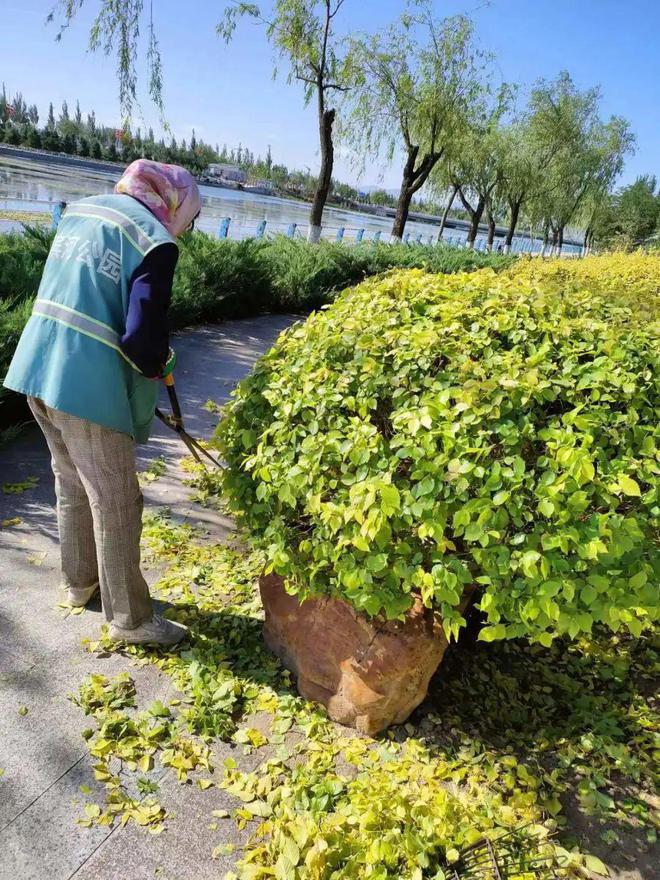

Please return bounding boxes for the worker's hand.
[161,347,177,378]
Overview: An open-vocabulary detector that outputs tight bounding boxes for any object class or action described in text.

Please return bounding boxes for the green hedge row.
[169,232,515,321]
[0,227,514,423]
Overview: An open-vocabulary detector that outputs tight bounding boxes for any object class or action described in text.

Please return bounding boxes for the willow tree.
[219,0,348,243]
[439,85,511,248]
[51,0,347,243]
[495,110,565,255]
[494,122,544,253]
[427,158,459,241]
[579,188,615,254]
[524,72,633,254]
[489,74,603,255]
[341,4,486,241]
[540,81,632,253]
[554,117,632,253]
[50,1,165,121]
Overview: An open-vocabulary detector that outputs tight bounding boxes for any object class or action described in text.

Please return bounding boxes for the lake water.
[0,155,570,252]
[0,155,456,243]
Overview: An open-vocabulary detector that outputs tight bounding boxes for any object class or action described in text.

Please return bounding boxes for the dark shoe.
[108,613,188,646]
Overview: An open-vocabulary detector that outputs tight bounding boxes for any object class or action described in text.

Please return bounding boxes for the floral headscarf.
[115,159,201,237]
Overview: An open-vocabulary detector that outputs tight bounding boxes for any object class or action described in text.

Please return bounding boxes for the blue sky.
[4,0,659,189]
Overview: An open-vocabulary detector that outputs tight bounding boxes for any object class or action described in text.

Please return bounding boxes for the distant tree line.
[0,84,424,215]
[582,175,660,251]
[0,85,269,178]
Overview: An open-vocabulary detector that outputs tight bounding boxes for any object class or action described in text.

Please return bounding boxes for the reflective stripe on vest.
[65,202,156,255]
[32,299,141,371]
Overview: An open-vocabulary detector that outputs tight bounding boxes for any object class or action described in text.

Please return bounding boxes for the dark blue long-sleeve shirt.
[120,243,179,379]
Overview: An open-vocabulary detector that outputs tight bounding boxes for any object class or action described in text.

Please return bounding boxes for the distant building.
[247,178,274,193]
[207,163,247,183]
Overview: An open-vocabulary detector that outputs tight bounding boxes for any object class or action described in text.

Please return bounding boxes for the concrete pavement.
[0,314,295,880]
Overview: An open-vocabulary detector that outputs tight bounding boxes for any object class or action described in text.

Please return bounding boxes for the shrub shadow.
[412,615,659,878]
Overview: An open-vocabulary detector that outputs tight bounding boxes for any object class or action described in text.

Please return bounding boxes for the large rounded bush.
[217,259,659,644]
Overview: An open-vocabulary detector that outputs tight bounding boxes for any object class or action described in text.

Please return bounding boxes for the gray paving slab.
[0,314,296,880]
[0,758,114,880]
[72,775,248,880]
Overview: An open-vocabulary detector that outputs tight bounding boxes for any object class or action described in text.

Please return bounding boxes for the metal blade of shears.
[155,374,224,470]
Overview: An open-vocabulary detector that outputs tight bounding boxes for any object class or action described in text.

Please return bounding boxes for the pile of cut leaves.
[72,512,659,879]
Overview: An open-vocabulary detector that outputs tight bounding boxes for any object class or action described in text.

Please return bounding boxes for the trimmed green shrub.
[170,234,515,321]
[0,298,34,385]
[169,234,272,326]
[258,236,516,310]
[217,263,660,645]
[0,225,54,303]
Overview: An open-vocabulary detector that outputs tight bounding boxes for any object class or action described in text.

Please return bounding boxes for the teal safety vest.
[4,193,176,443]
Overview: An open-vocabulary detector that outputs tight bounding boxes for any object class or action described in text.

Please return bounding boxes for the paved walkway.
[0,315,295,880]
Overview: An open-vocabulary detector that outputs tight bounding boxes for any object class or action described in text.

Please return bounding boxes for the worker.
[3,160,201,647]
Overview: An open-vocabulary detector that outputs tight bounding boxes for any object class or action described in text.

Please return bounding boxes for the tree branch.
[457,186,477,218]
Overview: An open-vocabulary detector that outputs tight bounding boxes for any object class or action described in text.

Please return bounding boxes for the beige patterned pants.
[28,397,153,629]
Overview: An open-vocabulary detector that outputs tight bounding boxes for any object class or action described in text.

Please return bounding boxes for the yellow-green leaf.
[618,475,641,496]
[584,854,609,876]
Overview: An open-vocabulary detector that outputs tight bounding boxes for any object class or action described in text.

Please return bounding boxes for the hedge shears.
[155,373,223,470]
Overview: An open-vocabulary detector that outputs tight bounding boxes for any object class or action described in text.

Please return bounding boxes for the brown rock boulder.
[259,573,471,736]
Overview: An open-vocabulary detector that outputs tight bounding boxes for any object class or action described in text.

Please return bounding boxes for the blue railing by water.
[202,217,570,253]
[1,196,583,256]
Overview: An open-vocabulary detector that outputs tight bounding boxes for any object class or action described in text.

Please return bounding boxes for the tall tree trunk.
[557,225,564,255]
[457,187,485,249]
[541,223,549,256]
[308,88,335,243]
[504,199,521,254]
[467,207,482,248]
[437,185,458,242]
[392,146,418,240]
[549,225,558,256]
[582,226,591,257]
[466,198,485,248]
[486,208,496,251]
[392,145,442,240]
